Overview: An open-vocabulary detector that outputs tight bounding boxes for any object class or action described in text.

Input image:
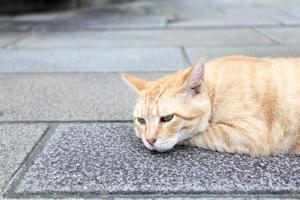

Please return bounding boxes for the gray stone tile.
[256,27,300,44]
[0,73,167,122]
[0,32,26,47]
[216,1,300,25]
[152,0,221,19]
[248,0,300,6]
[280,5,300,19]
[279,18,300,26]
[12,29,273,48]
[169,17,278,28]
[169,4,300,27]
[0,124,47,192]
[9,123,300,197]
[0,47,185,72]
[185,45,300,62]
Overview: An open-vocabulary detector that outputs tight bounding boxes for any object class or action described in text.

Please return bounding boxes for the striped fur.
[122,55,300,155]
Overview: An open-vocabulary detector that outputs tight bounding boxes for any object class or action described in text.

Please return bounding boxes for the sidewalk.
[1,0,300,199]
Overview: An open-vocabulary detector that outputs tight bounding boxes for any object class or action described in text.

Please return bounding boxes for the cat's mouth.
[142,138,176,152]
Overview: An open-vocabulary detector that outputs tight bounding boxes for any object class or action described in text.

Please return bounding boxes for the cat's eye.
[160,114,174,123]
[137,117,146,125]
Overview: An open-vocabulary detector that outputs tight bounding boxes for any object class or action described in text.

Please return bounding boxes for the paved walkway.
[1,0,300,199]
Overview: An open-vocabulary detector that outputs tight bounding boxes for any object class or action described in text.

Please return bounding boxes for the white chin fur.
[153,138,177,152]
[142,138,176,152]
[140,120,209,152]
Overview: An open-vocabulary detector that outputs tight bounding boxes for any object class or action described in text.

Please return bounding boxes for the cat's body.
[122,56,300,155]
[191,56,300,155]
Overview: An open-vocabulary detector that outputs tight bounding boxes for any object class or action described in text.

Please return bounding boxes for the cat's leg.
[187,122,269,155]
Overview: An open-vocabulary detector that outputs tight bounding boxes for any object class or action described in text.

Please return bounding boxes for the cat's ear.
[187,58,205,95]
[121,73,149,94]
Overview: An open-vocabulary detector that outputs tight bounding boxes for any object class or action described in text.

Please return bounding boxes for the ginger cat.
[122,56,300,155]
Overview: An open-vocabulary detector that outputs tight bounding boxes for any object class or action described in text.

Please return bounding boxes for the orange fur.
[122,55,300,155]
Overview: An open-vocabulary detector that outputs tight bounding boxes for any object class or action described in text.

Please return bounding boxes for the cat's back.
[205,55,300,93]
[206,55,300,78]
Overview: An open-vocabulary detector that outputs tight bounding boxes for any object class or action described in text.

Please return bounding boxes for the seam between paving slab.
[250,27,281,45]
[2,124,55,198]
[251,28,281,45]
[0,123,50,197]
[2,122,135,198]
[180,46,191,66]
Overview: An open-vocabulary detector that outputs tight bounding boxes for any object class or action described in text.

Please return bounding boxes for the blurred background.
[0,0,300,120]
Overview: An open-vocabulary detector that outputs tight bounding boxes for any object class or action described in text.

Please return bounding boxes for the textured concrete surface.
[10,123,300,198]
[0,47,185,72]
[0,73,166,122]
[10,29,273,48]
[257,27,300,44]
[0,124,47,191]
[186,45,300,62]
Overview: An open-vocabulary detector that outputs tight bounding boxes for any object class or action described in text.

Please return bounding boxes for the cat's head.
[122,59,211,152]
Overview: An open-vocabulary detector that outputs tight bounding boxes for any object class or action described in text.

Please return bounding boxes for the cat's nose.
[146,138,156,146]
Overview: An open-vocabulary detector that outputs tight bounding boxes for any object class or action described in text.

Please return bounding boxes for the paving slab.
[0,124,48,192]
[168,6,289,28]
[0,32,27,47]
[280,5,300,19]
[152,1,222,20]
[168,17,278,28]
[256,27,300,44]
[185,45,300,62]
[174,3,300,27]
[11,28,273,48]
[0,73,167,122]
[0,47,185,72]
[7,123,300,198]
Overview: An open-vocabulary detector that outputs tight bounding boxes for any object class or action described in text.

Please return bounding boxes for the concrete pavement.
[1,0,300,199]
[5,123,300,199]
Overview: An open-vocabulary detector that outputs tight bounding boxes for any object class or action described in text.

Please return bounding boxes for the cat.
[122,55,300,155]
